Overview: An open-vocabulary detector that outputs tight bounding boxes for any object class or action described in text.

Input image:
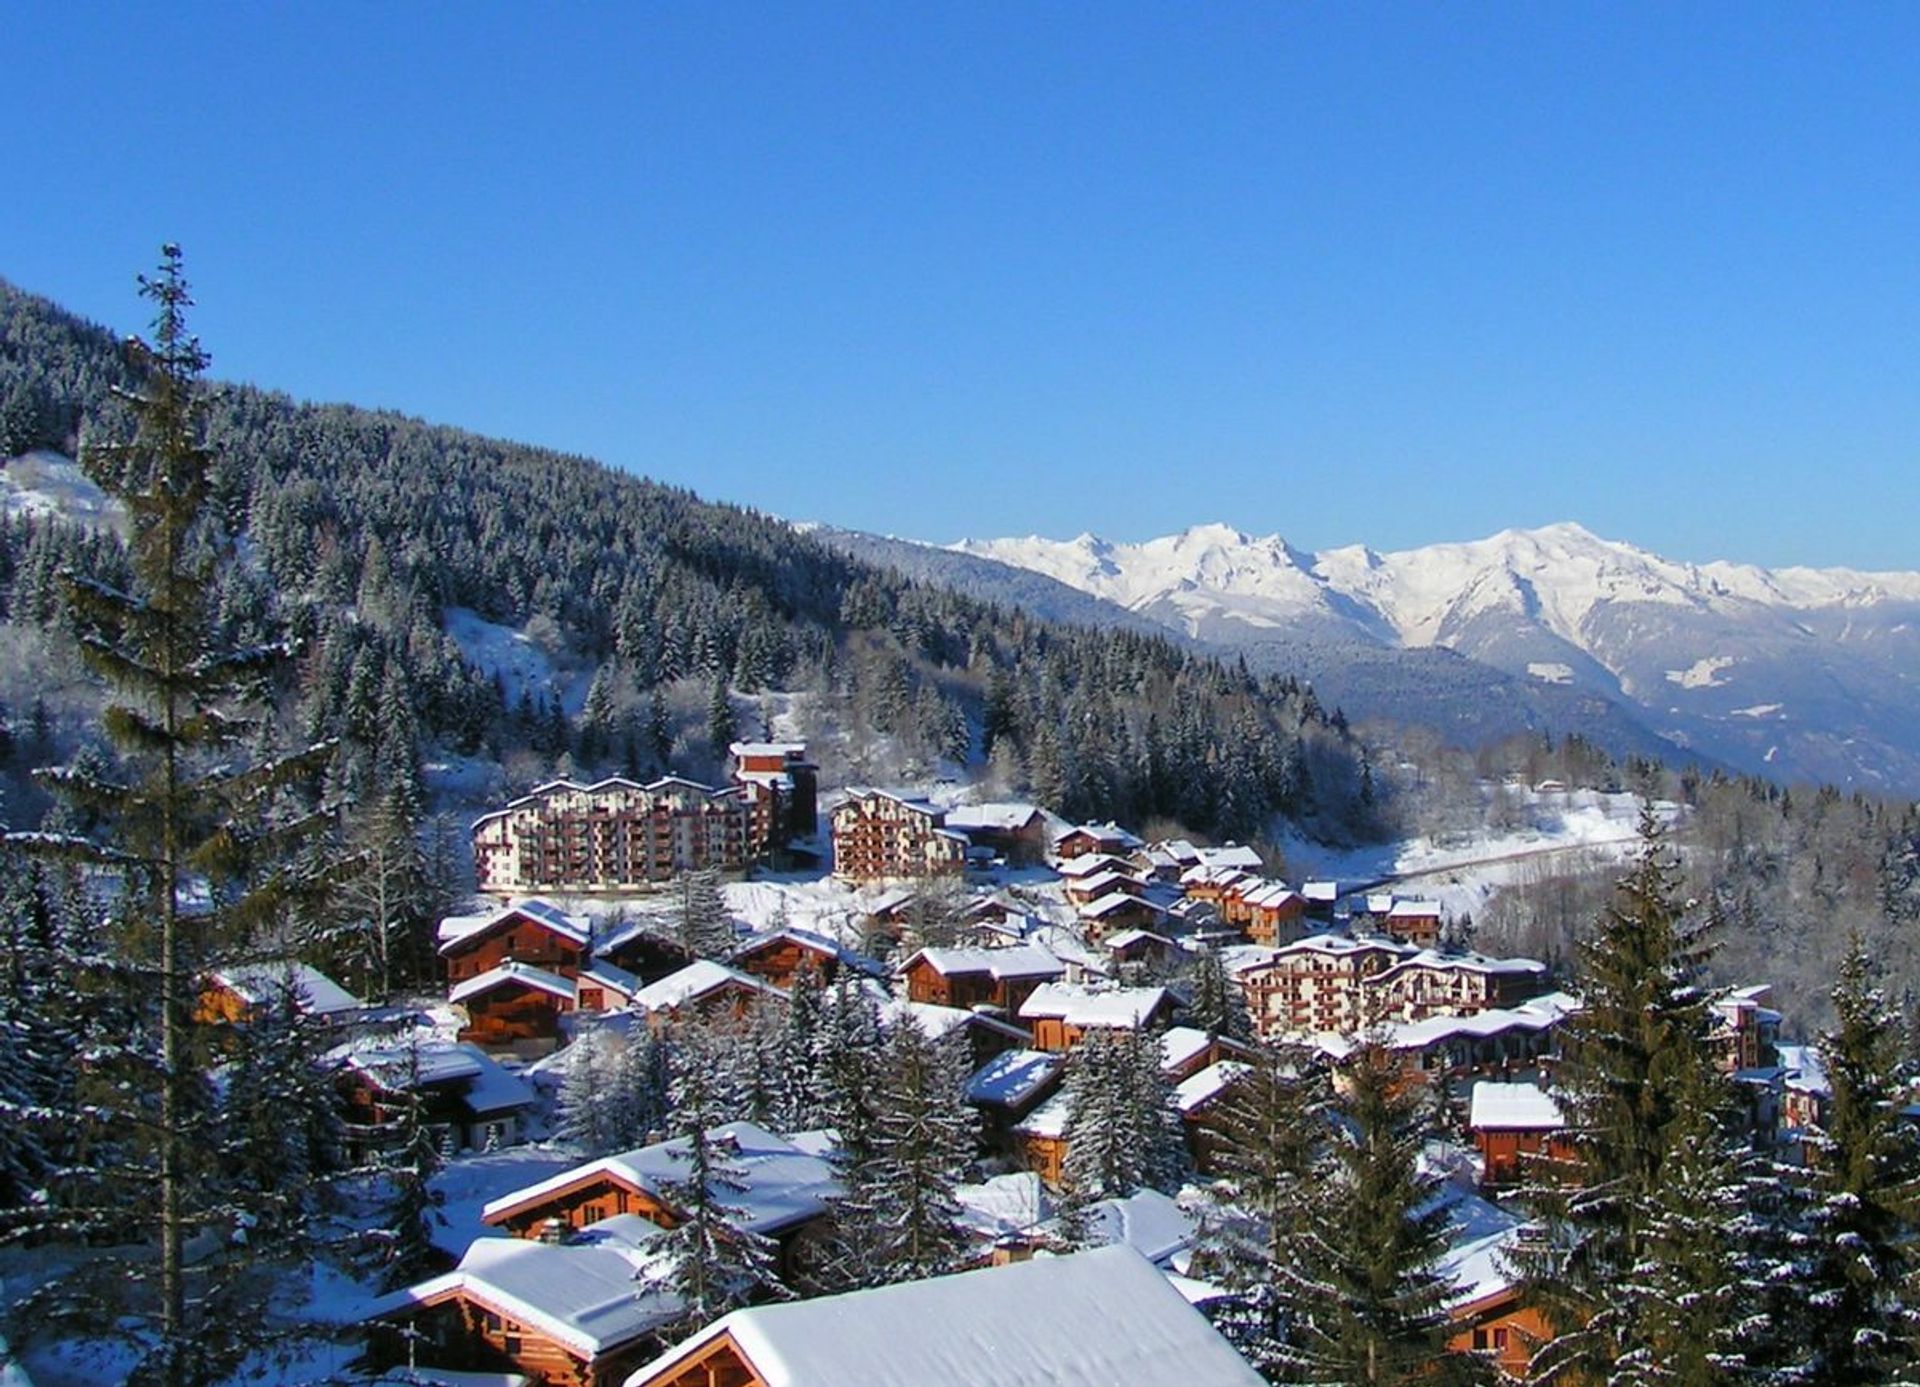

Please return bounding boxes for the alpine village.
[2,254,1918,1387]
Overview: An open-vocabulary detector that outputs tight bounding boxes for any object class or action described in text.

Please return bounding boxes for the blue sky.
[7,4,1919,567]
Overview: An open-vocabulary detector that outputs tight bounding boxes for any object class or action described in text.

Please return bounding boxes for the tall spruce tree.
[1514,806,1758,1385]
[6,248,337,1385]
[676,867,737,961]
[1790,936,1920,1383]
[828,1020,976,1288]
[1196,1042,1328,1373]
[1271,1041,1487,1387]
[1058,1026,1186,1227]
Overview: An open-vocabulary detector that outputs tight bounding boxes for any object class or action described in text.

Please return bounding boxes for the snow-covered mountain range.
[949,523,1920,793]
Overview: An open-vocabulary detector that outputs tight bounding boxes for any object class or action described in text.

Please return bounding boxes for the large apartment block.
[830,788,970,881]
[472,776,757,895]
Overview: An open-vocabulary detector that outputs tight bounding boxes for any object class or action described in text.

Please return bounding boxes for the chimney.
[537,1216,568,1245]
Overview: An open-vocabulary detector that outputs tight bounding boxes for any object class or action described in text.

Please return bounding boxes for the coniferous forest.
[2,253,1919,1387]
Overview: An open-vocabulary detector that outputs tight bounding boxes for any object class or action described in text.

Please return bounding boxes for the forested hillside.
[0,276,1376,847]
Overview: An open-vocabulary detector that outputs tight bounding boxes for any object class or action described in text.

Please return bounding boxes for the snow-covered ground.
[1279,786,1668,922]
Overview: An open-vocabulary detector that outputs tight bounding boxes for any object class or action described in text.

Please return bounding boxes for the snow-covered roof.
[943,802,1045,833]
[1179,863,1256,889]
[483,1121,839,1237]
[1056,853,1136,879]
[1301,879,1341,903]
[1469,1081,1566,1131]
[436,898,590,952]
[369,1215,680,1357]
[1105,928,1173,951]
[732,925,880,973]
[449,960,577,1006]
[1174,1061,1250,1115]
[622,1244,1264,1387]
[629,959,785,1013]
[334,1038,537,1114]
[1235,881,1303,909]
[1013,1088,1073,1139]
[1066,868,1138,895]
[1265,933,1416,963]
[471,776,741,831]
[1777,1043,1831,1096]
[209,961,362,1015]
[901,944,1066,982]
[1387,899,1443,920]
[1064,1188,1198,1267]
[953,1171,1051,1242]
[578,958,643,1001]
[1054,821,1145,849]
[838,786,946,817]
[1078,893,1166,920]
[729,741,807,759]
[1377,991,1581,1051]
[965,1049,1064,1108]
[884,999,1030,1046]
[1160,1027,1215,1074]
[1374,948,1547,982]
[1196,844,1264,872]
[1018,982,1171,1029]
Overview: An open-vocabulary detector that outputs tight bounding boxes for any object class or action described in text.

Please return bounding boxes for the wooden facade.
[456,969,575,1045]
[897,948,1063,1014]
[372,1285,651,1387]
[631,1332,765,1387]
[1448,1288,1553,1381]
[440,904,588,985]
[728,931,844,990]
[1475,1125,1574,1187]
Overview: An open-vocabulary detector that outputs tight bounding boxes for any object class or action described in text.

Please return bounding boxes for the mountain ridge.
[949,521,1920,793]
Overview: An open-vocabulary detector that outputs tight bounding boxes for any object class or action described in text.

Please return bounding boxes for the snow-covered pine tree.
[772,963,825,1133]
[363,1034,448,1295]
[829,1019,976,1288]
[1186,947,1252,1042]
[1513,806,1759,1384]
[1059,1025,1187,1230]
[338,783,430,1000]
[6,248,340,1386]
[556,1022,623,1157]
[1271,1040,1488,1387]
[1195,1041,1328,1372]
[614,1023,671,1150]
[0,851,81,1217]
[1790,935,1920,1383]
[645,1021,780,1334]
[676,867,737,961]
[213,976,345,1244]
[813,971,887,1170]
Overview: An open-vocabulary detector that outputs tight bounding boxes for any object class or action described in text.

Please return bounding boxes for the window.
[504,1335,522,1355]
[1492,1327,1510,1350]
[1472,1330,1488,1351]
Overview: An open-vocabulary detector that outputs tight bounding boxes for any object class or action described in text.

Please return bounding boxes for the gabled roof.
[731,926,884,977]
[1175,1061,1251,1115]
[965,1048,1064,1109]
[209,961,362,1015]
[1160,1026,1215,1074]
[1387,899,1444,920]
[1053,821,1145,850]
[1018,983,1172,1029]
[450,960,578,1006]
[622,1244,1265,1387]
[1469,1081,1566,1131]
[835,786,945,817]
[368,1215,681,1357]
[482,1121,838,1237]
[1195,843,1264,872]
[1056,852,1137,880]
[1302,879,1342,903]
[884,999,1032,1047]
[1106,928,1174,951]
[1373,948,1548,984]
[333,1038,537,1115]
[943,801,1045,833]
[470,775,739,830]
[630,959,786,1013]
[437,898,590,953]
[899,944,1066,983]
[577,958,643,1001]
[1078,892,1165,921]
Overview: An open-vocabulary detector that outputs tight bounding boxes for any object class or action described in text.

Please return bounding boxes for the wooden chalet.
[439,899,591,986]
[1104,928,1179,970]
[1383,899,1445,948]
[628,960,788,1029]
[1228,881,1309,947]
[1180,864,1257,909]
[885,999,1033,1070]
[453,961,578,1046]
[965,1048,1065,1158]
[574,959,645,1014]
[1175,1060,1252,1174]
[727,926,878,991]
[620,1244,1265,1387]
[1469,1081,1571,1187]
[1159,1025,1259,1083]
[590,919,695,986]
[1062,867,1144,908]
[1017,983,1177,1053]
[195,961,362,1026]
[943,801,1052,866]
[897,944,1065,1013]
[1051,822,1144,862]
[333,1038,538,1158]
[1075,892,1166,944]
[366,1215,681,1387]
[1012,1087,1072,1185]
[480,1121,838,1277]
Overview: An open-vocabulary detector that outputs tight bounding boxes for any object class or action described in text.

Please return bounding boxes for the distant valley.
[828,522,1920,794]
